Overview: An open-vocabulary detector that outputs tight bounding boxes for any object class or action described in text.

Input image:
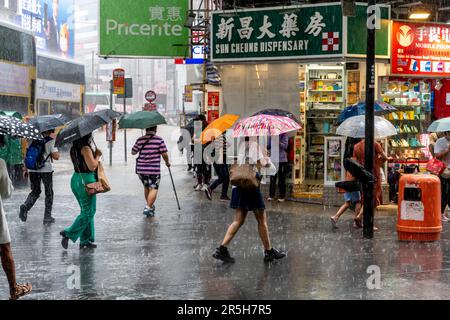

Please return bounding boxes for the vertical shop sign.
[184,85,193,102]
[208,110,220,123]
[208,92,220,107]
[113,69,125,95]
[106,119,117,142]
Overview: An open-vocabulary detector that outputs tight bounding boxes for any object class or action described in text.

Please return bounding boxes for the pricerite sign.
[392,21,450,76]
[99,0,189,58]
[211,4,343,61]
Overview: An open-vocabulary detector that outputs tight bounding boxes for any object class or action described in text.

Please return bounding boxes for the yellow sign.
[184,85,193,102]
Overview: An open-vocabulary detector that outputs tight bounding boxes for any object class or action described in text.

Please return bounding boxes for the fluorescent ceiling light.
[408,7,431,20]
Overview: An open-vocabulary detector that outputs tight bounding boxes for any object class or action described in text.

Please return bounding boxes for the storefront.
[380,20,450,202]
[212,2,391,205]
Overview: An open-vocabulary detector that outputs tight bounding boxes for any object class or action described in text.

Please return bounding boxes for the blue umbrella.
[336,101,397,125]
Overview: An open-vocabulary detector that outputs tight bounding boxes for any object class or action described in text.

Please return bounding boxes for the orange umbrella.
[201,114,240,144]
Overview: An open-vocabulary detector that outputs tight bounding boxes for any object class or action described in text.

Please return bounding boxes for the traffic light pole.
[364,0,376,239]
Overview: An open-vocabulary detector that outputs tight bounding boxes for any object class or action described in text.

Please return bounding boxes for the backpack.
[25,137,51,170]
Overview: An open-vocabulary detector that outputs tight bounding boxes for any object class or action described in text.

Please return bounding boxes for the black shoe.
[264,248,286,262]
[205,187,212,200]
[80,243,97,249]
[60,231,69,250]
[43,217,55,225]
[213,246,235,263]
[19,205,27,222]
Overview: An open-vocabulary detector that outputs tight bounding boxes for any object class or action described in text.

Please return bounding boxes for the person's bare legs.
[0,243,16,296]
[332,202,350,222]
[146,189,158,208]
[221,209,248,247]
[254,210,271,251]
[144,188,149,203]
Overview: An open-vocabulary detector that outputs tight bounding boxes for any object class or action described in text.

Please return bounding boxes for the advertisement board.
[392,21,450,76]
[0,61,30,96]
[36,79,81,102]
[184,85,193,102]
[20,0,75,59]
[99,0,189,58]
[208,92,220,107]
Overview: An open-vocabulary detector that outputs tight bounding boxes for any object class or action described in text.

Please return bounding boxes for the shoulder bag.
[74,147,111,196]
[426,157,447,176]
[230,164,260,189]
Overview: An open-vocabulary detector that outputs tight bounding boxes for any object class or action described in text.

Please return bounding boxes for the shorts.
[138,174,161,190]
[344,191,361,204]
[0,209,11,244]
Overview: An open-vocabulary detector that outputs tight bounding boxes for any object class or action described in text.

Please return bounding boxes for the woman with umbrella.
[58,110,121,250]
[213,115,299,263]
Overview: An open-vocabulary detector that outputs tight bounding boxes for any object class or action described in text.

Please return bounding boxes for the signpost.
[112,68,125,95]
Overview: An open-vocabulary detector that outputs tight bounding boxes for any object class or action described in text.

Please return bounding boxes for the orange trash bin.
[397,174,442,241]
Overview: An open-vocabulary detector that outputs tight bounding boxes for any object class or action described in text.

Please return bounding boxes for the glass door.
[324,136,346,185]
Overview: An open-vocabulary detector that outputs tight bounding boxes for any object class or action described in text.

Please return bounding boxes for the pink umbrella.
[233,115,301,138]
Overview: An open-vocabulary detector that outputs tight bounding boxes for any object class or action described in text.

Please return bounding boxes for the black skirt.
[230,186,265,211]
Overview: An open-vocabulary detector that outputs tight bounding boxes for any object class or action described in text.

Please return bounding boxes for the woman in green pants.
[60,133,102,250]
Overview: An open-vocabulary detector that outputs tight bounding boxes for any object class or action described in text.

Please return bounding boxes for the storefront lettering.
[149,6,181,21]
[257,15,276,39]
[237,17,254,39]
[304,12,325,37]
[280,13,300,38]
[215,40,309,54]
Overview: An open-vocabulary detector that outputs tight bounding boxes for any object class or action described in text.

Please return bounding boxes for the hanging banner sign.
[113,69,125,95]
[208,110,220,123]
[184,85,193,102]
[392,21,450,76]
[208,92,220,107]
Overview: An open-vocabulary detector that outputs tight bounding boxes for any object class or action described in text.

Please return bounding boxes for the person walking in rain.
[132,126,170,217]
[20,129,60,224]
[267,133,289,202]
[60,133,101,250]
[213,137,286,263]
[205,133,230,201]
[0,136,32,299]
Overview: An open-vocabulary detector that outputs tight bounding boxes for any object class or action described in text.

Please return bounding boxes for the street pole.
[109,80,113,167]
[364,0,376,239]
[124,95,127,164]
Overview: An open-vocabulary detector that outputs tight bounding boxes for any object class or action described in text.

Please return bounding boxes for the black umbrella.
[0,115,43,140]
[252,108,301,124]
[55,109,122,147]
[29,114,69,133]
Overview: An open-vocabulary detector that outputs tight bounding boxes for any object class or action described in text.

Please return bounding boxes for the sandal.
[330,217,338,229]
[10,283,32,300]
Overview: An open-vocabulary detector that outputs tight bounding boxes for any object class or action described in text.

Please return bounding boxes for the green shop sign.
[211,3,390,61]
[211,4,343,61]
[99,0,189,58]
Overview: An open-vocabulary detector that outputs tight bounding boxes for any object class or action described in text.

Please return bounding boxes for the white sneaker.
[268,198,275,201]
[201,184,209,191]
[442,215,450,222]
[277,198,285,203]
[194,184,202,191]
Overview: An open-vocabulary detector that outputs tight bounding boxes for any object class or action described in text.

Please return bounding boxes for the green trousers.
[64,173,97,245]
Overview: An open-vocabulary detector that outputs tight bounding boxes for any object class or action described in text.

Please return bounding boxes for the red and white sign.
[113,69,125,95]
[392,21,450,76]
[322,32,340,52]
[145,90,157,102]
[208,110,219,123]
[143,102,157,111]
[207,92,220,107]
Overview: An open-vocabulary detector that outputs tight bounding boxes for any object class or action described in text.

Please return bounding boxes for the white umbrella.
[336,115,397,139]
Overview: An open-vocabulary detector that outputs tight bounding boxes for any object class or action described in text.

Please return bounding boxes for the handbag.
[84,162,111,196]
[426,157,446,176]
[230,164,260,189]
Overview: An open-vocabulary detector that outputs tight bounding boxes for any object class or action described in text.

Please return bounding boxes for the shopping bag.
[426,157,446,176]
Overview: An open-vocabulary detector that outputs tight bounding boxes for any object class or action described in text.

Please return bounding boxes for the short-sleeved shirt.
[28,138,58,173]
[434,137,450,168]
[132,134,168,175]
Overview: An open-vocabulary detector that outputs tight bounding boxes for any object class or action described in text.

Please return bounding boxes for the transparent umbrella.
[336,115,397,139]
[427,117,450,132]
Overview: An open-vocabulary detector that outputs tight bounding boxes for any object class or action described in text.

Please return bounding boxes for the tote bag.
[85,162,111,196]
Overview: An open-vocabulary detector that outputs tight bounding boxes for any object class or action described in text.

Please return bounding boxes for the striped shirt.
[132,134,168,175]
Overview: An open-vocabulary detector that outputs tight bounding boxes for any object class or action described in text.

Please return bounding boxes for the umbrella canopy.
[201,114,239,144]
[119,111,167,129]
[252,108,301,124]
[0,111,22,119]
[428,117,450,132]
[336,101,397,125]
[55,109,121,147]
[336,115,397,139]
[233,115,301,138]
[28,114,69,133]
[0,115,42,140]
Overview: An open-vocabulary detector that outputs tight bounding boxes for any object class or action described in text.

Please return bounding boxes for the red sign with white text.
[392,21,450,76]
